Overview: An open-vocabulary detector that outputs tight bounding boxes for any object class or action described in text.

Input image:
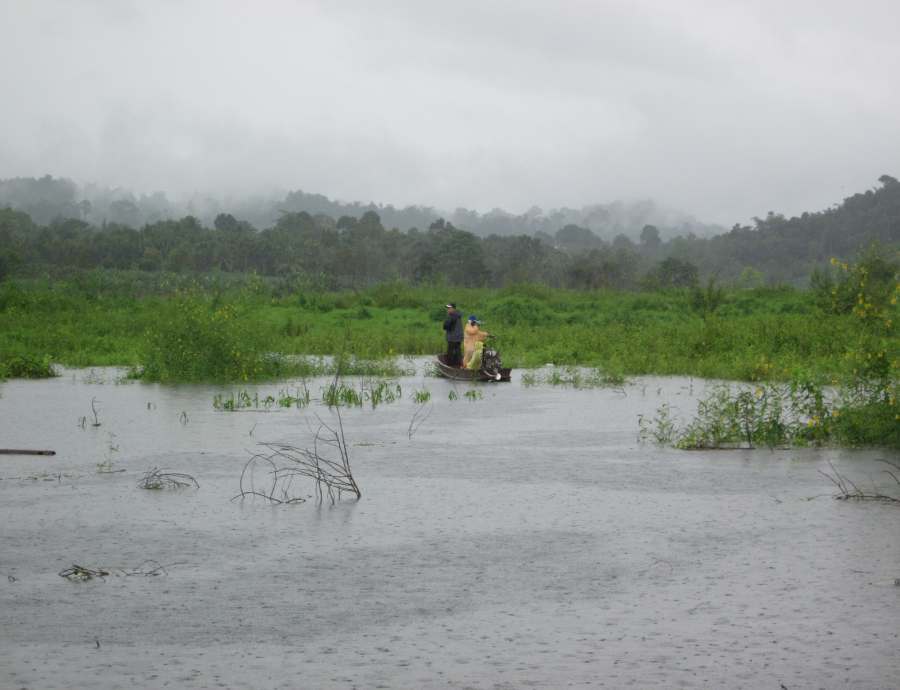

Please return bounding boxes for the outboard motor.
[480,342,503,380]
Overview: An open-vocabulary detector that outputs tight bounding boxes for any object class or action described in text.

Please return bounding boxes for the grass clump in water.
[322,379,402,409]
[214,386,311,411]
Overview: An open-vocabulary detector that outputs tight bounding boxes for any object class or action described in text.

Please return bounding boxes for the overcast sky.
[2,0,899,225]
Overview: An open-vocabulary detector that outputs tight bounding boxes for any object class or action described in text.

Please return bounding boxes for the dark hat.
[445,303,456,309]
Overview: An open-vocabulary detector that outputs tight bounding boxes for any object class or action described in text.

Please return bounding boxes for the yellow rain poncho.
[466,341,484,370]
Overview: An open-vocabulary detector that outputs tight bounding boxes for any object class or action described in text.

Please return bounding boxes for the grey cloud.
[1,0,899,225]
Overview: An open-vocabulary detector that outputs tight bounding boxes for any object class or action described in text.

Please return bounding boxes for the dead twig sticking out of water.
[407,402,433,440]
[138,467,199,490]
[90,397,102,427]
[120,560,178,576]
[819,460,900,503]
[59,564,110,581]
[235,407,361,505]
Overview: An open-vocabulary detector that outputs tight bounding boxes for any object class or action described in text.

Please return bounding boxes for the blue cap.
[468,315,479,323]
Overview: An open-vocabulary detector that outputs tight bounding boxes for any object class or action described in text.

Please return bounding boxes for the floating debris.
[59,564,109,581]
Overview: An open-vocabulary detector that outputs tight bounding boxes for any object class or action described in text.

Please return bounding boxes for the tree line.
[1,176,897,289]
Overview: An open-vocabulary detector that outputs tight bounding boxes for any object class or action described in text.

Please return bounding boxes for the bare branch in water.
[234,406,360,505]
[138,468,199,490]
[408,402,433,440]
[819,461,900,503]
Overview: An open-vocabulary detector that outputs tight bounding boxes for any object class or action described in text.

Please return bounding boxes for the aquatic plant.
[411,388,431,403]
[277,385,311,408]
[213,385,311,411]
[464,389,483,401]
[321,379,401,409]
[213,390,254,411]
[368,380,401,408]
[637,404,679,446]
[322,382,364,408]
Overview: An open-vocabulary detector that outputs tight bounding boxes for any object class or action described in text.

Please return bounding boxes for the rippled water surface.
[2,366,898,689]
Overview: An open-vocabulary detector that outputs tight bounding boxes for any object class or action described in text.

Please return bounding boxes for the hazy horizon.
[3,0,899,226]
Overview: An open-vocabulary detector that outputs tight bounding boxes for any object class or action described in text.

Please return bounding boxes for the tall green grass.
[0,272,889,386]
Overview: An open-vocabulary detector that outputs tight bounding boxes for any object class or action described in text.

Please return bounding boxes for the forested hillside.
[1,176,897,288]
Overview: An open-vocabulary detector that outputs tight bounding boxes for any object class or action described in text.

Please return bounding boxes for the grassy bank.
[0,272,883,382]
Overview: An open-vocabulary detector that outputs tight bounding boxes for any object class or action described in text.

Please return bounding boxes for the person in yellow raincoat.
[462,315,489,369]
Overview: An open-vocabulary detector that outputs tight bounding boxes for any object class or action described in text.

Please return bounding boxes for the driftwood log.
[0,449,56,456]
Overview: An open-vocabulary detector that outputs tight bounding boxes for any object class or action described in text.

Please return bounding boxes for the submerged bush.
[640,375,898,449]
[646,378,833,450]
[137,294,277,382]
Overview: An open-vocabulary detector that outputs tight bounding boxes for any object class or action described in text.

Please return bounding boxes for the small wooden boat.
[434,354,512,382]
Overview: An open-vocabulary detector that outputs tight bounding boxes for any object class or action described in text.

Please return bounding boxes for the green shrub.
[0,352,56,379]
[137,294,274,382]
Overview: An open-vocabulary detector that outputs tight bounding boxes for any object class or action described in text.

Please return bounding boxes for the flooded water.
[1,365,898,689]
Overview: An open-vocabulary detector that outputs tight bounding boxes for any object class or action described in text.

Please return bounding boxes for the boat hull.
[434,355,512,382]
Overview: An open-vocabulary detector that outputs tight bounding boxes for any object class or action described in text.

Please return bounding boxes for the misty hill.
[0,176,723,242]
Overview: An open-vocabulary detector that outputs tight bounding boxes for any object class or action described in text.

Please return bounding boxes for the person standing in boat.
[443,303,464,366]
[463,315,490,368]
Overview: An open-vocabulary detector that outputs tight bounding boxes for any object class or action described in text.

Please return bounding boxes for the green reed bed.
[0,272,890,387]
